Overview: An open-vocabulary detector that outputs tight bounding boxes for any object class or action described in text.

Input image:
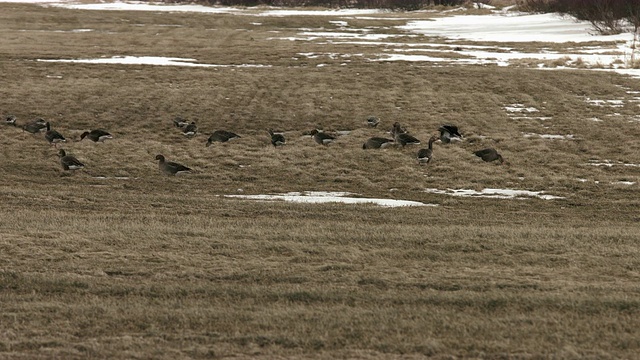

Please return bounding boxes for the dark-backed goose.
[362,137,394,149]
[438,124,463,143]
[80,129,113,142]
[58,149,84,171]
[474,148,505,164]
[390,122,408,135]
[155,155,191,175]
[206,130,241,147]
[173,116,189,128]
[183,122,198,137]
[268,129,286,147]
[366,116,380,128]
[44,122,66,146]
[22,119,47,134]
[310,129,335,146]
[417,136,438,165]
[5,115,17,126]
[391,122,420,147]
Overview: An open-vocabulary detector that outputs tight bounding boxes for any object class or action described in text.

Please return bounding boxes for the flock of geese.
[4,113,506,176]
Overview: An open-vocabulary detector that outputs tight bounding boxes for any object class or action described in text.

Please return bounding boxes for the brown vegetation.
[170,0,475,11]
[0,3,639,358]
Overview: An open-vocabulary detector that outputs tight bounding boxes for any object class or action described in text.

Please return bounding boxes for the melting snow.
[585,98,625,107]
[398,13,631,43]
[7,0,640,76]
[505,104,539,113]
[37,56,271,68]
[224,191,433,207]
[586,160,640,167]
[425,188,564,200]
[523,133,575,140]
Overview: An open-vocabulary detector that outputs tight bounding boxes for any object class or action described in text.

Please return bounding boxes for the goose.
[155,154,191,175]
[5,115,16,126]
[173,116,189,128]
[417,136,438,165]
[22,119,47,134]
[310,129,335,146]
[362,137,394,149]
[366,116,380,128]
[80,129,113,142]
[58,149,84,171]
[390,122,408,135]
[474,148,505,164]
[268,129,286,147]
[206,130,241,147]
[182,122,198,137]
[438,124,462,143]
[44,122,66,147]
[391,123,420,147]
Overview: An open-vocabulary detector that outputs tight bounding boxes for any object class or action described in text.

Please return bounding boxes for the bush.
[167,0,469,10]
[519,0,640,35]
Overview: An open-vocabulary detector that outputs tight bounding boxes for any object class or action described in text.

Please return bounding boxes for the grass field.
[1,2,639,359]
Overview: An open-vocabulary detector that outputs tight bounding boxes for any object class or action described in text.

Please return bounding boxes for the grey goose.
[22,118,47,134]
[80,129,113,142]
[44,122,66,146]
[183,122,198,137]
[438,124,463,143]
[206,130,241,147]
[417,136,438,165]
[362,137,394,149]
[391,122,420,147]
[310,129,335,146]
[173,116,189,128]
[474,148,505,164]
[155,155,191,176]
[390,122,408,135]
[58,149,84,171]
[5,115,17,126]
[366,116,380,128]
[268,129,286,147]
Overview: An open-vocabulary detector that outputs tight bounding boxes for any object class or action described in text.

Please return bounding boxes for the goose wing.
[271,133,286,146]
[439,125,461,137]
[417,148,432,160]
[61,155,84,170]
[46,129,66,143]
[474,148,498,161]
[398,133,420,145]
[166,161,191,174]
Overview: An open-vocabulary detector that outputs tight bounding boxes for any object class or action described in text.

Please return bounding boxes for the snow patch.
[425,188,564,200]
[224,191,433,207]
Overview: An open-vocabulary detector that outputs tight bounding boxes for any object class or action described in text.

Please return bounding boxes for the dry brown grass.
[1,3,640,359]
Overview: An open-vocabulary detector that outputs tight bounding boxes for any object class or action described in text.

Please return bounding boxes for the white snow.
[611,181,636,185]
[585,98,625,107]
[6,0,640,75]
[505,104,539,113]
[424,188,564,200]
[225,191,433,207]
[523,133,575,140]
[398,13,631,43]
[586,160,640,167]
[37,56,271,68]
